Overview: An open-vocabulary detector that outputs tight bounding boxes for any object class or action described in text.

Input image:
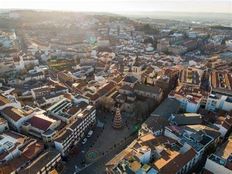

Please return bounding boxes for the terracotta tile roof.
[85,93,100,101]
[134,83,162,94]
[63,93,72,100]
[22,141,44,160]
[5,131,26,140]
[27,115,55,131]
[211,71,232,90]
[49,169,59,174]
[54,83,68,91]
[145,66,154,74]
[179,67,201,85]
[164,68,179,77]
[0,164,13,174]
[170,84,208,104]
[149,136,176,146]
[9,155,29,171]
[120,85,133,91]
[1,107,25,122]
[66,106,79,115]
[158,148,196,174]
[58,72,74,82]
[0,95,10,106]
[98,82,116,96]
[222,116,232,130]
[85,82,116,102]
[154,149,179,170]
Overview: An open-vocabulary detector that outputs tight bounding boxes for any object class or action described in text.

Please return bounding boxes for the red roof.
[1,107,24,122]
[22,141,44,160]
[98,82,116,96]
[85,93,100,101]
[220,116,232,130]
[28,116,53,131]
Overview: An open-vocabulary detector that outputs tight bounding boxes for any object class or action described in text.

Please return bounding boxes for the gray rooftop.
[151,98,180,120]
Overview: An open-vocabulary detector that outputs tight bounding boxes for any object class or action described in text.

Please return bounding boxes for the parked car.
[82,138,87,144]
[87,130,93,138]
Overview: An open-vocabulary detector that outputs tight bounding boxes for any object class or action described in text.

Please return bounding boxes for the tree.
[134,101,148,122]
[146,98,156,113]
[143,24,159,35]
[99,96,115,111]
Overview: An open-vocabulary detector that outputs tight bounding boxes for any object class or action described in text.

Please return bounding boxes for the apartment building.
[0,107,33,131]
[48,98,96,155]
[206,71,232,112]
[203,136,232,174]
[169,84,208,113]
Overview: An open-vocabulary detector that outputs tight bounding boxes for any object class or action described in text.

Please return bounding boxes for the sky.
[0,0,231,13]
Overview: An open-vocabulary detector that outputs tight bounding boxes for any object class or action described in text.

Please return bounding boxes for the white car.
[82,138,87,144]
[87,130,93,138]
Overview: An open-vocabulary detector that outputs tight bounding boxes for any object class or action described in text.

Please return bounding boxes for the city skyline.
[0,0,231,14]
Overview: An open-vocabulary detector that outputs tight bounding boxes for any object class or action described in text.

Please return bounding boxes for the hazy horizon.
[0,0,231,14]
